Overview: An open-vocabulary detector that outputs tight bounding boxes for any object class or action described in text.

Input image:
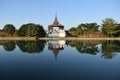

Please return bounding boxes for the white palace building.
[46,15,66,37]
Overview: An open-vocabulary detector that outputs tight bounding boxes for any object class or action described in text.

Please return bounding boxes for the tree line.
[69,18,120,37]
[1,23,46,37]
[1,18,120,37]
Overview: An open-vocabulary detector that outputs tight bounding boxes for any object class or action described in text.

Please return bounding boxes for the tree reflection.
[1,40,120,59]
[69,41,99,55]
[3,41,16,51]
[101,40,120,59]
[80,44,98,55]
[17,40,45,53]
[75,42,83,52]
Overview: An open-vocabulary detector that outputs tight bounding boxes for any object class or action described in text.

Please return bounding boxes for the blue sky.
[0,0,120,30]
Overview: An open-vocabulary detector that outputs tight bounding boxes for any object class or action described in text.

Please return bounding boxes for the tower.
[48,15,66,37]
[53,14,59,25]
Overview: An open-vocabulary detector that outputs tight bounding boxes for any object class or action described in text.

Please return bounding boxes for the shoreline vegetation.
[1,37,120,41]
[0,18,120,39]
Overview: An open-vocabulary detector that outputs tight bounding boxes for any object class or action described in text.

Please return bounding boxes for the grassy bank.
[39,37,120,40]
[0,37,36,40]
[1,37,120,41]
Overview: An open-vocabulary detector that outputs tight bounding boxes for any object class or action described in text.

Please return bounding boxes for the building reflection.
[47,40,65,59]
[1,40,120,59]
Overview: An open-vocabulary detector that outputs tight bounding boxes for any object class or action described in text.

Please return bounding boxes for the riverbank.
[0,37,120,40]
[0,37,36,40]
[39,37,120,40]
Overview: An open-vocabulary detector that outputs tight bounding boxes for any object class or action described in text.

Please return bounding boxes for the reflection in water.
[47,40,65,58]
[17,40,45,53]
[68,40,120,59]
[80,43,99,55]
[0,40,120,59]
[1,40,120,80]
[101,40,120,59]
[3,41,16,51]
[68,41,99,55]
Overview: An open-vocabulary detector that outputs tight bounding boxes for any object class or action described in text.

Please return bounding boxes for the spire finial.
[55,13,58,21]
[53,13,59,25]
[55,13,57,19]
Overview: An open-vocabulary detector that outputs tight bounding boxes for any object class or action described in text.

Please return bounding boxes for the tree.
[102,18,118,37]
[17,24,27,36]
[69,27,77,36]
[81,23,99,34]
[69,27,76,32]
[3,24,16,34]
[87,23,99,33]
[114,24,120,37]
[76,25,83,35]
[17,23,46,37]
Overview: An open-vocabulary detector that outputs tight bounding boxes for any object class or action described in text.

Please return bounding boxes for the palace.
[47,15,66,37]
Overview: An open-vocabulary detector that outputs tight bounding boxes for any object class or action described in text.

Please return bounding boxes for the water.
[0,40,120,80]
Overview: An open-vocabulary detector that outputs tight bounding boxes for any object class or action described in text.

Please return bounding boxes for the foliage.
[80,23,99,34]
[101,18,118,37]
[114,24,120,37]
[69,27,78,36]
[3,24,16,34]
[17,23,46,37]
[69,27,76,32]
[76,25,83,35]
[17,24,27,36]
[68,23,99,37]
[3,41,16,51]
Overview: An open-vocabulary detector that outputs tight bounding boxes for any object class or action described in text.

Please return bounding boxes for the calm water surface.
[0,40,120,80]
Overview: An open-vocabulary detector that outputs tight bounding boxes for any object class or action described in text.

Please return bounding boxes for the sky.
[0,0,120,30]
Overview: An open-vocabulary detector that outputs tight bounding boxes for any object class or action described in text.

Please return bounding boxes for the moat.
[0,40,120,80]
